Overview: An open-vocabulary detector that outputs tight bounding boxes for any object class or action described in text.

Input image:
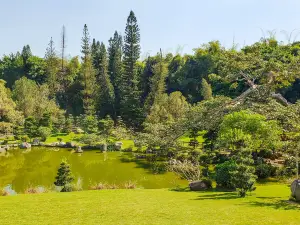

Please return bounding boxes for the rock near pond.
[291,179,300,201]
[20,142,31,149]
[189,180,212,191]
[75,146,83,153]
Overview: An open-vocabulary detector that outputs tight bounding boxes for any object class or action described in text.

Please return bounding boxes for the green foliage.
[80,133,102,146]
[215,160,236,189]
[79,114,98,134]
[218,110,282,151]
[13,77,63,121]
[120,10,143,127]
[0,80,23,130]
[38,127,52,142]
[54,160,74,192]
[24,117,38,139]
[200,78,213,100]
[255,162,277,179]
[93,42,115,118]
[81,24,96,115]
[231,147,257,197]
[108,31,123,117]
[64,114,74,133]
[39,113,52,128]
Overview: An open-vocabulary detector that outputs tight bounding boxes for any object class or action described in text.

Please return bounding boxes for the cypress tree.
[108,31,123,116]
[121,11,143,127]
[201,78,213,100]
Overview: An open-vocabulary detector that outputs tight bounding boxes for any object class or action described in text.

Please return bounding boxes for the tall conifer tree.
[108,31,123,116]
[81,24,96,115]
[121,11,143,127]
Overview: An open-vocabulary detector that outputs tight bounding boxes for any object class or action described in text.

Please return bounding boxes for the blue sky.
[0,0,300,58]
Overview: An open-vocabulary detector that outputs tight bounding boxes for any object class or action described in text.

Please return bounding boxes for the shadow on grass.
[194,192,240,200]
[246,200,300,210]
[169,186,190,192]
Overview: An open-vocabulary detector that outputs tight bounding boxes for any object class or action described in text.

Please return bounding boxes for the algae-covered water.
[0,147,185,192]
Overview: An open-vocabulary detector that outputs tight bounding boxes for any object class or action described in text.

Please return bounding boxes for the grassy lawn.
[1,184,299,225]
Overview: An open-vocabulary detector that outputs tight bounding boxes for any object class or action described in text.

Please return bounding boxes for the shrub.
[72,177,83,191]
[0,189,9,196]
[89,182,108,190]
[124,181,137,189]
[151,161,167,174]
[62,183,73,192]
[215,160,236,189]
[24,187,40,194]
[255,163,277,179]
[108,184,119,189]
[167,159,201,182]
[21,135,30,142]
[38,127,52,142]
[80,134,102,146]
[24,186,49,194]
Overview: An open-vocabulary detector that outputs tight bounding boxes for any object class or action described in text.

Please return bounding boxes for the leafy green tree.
[146,91,189,125]
[13,77,63,121]
[121,11,143,127]
[144,51,168,113]
[217,111,282,197]
[58,56,82,114]
[0,53,25,88]
[38,126,52,141]
[201,78,213,100]
[0,80,23,129]
[54,160,74,192]
[79,133,102,146]
[218,110,282,152]
[108,31,123,116]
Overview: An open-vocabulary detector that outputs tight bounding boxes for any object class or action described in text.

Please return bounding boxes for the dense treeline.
[2,10,300,197]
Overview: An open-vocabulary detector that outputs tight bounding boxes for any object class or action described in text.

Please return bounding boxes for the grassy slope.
[1,184,299,225]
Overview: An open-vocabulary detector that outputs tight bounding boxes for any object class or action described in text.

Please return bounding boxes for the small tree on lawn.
[54,159,74,192]
[231,147,257,197]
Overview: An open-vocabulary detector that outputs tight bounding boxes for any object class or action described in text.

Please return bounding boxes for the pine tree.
[45,37,59,97]
[121,11,143,127]
[96,43,115,118]
[231,147,257,197]
[54,160,74,192]
[201,78,213,100]
[81,24,96,115]
[108,31,123,117]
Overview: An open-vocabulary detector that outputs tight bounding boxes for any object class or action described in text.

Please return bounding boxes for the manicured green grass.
[45,133,83,144]
[1,184,299,225]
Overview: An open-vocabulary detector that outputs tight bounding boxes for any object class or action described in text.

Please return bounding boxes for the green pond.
[0,147,186,192]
